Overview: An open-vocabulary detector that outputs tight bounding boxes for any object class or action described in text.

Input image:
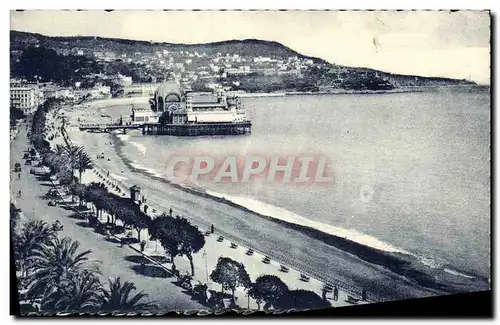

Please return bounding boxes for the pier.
[79,121,251,136]
[78,123,148,134]
[143,122,252,136]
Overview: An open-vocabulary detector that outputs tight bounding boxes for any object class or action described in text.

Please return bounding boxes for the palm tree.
[75,150,93,183]
[100,277,157,312]
[54,144,86,182]
[54,144,69,158]
[16,220,57,278]
[42,270,102,312]
[26,237,99,305]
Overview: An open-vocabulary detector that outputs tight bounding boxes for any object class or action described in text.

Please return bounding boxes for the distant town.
[10,30,475,118]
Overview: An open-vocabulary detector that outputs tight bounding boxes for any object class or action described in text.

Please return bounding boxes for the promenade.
[10,123,203,312]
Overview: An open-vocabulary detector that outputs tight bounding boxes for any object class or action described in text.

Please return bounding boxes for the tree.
[210,257,251,305]
[75,150,93,183]
[275,289,331,311]
[148,215,181,269]
[102,194,121,225]
[10,204,22,269]
[13,46,99,85]
[56,166,75,187]
[248,275,289,310]
[26,237,97,304]
[100,277,157,312]
[10,203,21,234]
[129,212,151,243]
[10,105,25,127]
[42,270,102,312]
[16,220,56,278]
[176,217,205,276]
[69,183,87,207]
[84,183,108,219]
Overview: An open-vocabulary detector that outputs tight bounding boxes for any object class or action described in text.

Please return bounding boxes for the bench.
[230,242,238,249]
[246,249,254,256]
[346,295,360,304]
[262,256,271,264]
[204,230,211,236]
[299,274,310,282]
[279,265,290,273]
[217,236,224,242]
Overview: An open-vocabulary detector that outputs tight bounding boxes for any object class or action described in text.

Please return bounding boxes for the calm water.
[110,87,491,278]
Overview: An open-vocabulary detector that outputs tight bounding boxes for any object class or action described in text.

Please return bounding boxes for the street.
[10,122,203,312]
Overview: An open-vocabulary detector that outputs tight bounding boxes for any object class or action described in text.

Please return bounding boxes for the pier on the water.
[79,122,252,136]
[78,123,148,134]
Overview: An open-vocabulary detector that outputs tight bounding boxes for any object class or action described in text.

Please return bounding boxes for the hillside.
[10,30,319,61]
[10,30,475,92]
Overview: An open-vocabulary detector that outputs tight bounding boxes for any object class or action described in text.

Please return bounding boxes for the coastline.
[237,84,483,98]
[62,97,489,302]
[110,133,489,296]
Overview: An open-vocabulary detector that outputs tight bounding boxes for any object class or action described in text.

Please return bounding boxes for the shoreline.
[236,84,486,98]
[109,132,488,296]
[62,97,489,302]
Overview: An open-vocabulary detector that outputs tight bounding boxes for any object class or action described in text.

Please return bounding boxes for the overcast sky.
[10,10,490,84]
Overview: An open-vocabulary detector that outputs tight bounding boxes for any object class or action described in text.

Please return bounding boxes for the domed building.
[151,81,184,113]
[132,79,251,135]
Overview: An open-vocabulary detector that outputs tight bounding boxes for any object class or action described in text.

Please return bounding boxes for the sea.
[103,86,491,280]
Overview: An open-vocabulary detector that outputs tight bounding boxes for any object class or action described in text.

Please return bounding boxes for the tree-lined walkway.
[11,124,203,312]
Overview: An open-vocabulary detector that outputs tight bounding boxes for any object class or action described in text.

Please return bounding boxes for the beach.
[59,96,490,302]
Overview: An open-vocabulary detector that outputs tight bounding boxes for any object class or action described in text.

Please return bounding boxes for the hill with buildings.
[10,30,475,93]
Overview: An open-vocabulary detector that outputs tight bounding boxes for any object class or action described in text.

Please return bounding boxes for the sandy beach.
[59,97,488,302]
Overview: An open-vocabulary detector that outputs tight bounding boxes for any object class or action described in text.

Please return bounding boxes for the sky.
[10,10,491,84]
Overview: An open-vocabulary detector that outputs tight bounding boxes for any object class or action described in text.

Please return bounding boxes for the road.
[10,122,204,312]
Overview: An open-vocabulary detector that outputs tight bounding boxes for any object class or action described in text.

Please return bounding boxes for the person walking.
[362,288,367,301]
[333,286,338,301]
[211,224,215,234]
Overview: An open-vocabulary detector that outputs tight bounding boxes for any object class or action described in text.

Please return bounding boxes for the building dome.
[154,81,182,102]
[153,81,183,113]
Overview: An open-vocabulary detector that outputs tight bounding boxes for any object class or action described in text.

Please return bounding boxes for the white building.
[130,106,159,124]
[123,83,161,97]
[254,56,272,63]
[226,66,251,76]
[10,86,36,114]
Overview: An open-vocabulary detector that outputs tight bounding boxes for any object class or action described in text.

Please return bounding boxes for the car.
[46,189,59,198]
[30,166,50,176]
